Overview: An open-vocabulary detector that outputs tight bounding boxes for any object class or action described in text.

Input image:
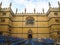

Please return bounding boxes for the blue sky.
[0,0,60,13]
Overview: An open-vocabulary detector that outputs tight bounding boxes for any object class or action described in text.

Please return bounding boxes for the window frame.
[54,12,58,16]
[26,16,34,25]
[2,12,6,16]
[55,19,60,23]
[0,18,5,22]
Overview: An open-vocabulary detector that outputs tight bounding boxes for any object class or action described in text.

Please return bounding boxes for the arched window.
[26,16,34,25]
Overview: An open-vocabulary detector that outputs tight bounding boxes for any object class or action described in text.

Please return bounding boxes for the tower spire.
[25,8,26,13]
[42,8,44,13]
[16,8,18,14]
[0,2,2,8]
[9,2,12,9]
[34,8,36,13]
[58,1,60,8]
[49,2,51,8]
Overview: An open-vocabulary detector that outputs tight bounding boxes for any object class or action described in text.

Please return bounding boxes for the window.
[1,19,5,22]
[57,31,60,34]
[9,29,11,32]
[26,19,34,24]
[54,12,58,16]
[55,19,60,23]
[26,16,34,25]
[2,12,6,16]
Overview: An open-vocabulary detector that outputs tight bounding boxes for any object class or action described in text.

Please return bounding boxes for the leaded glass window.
[26,16,34,25]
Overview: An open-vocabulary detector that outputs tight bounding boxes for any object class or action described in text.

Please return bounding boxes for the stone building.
[0,2,60,42]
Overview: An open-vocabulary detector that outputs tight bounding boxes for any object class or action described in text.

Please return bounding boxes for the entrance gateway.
[28,29,32,39]
[28,34,32,38]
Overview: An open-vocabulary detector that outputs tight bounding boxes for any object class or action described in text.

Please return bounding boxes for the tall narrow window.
[26,16,34,25]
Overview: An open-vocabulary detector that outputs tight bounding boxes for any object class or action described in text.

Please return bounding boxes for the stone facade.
[0,2,60,42]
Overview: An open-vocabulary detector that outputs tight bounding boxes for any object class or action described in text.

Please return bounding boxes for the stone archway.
[28,29,32,39]
[28,34,32,39]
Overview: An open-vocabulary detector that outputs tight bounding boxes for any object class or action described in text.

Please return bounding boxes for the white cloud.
[13,0,25,4]
[0,0,2,2]
[57,0,60,1]
[1,0,11,8]
[25,2,35,13]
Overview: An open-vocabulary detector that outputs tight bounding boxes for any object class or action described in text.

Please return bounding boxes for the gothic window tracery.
[26,16,34,25]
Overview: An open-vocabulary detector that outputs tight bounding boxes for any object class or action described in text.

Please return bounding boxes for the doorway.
[28,34,32,38]
[28,29,32,39]
[0,32,3,35]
